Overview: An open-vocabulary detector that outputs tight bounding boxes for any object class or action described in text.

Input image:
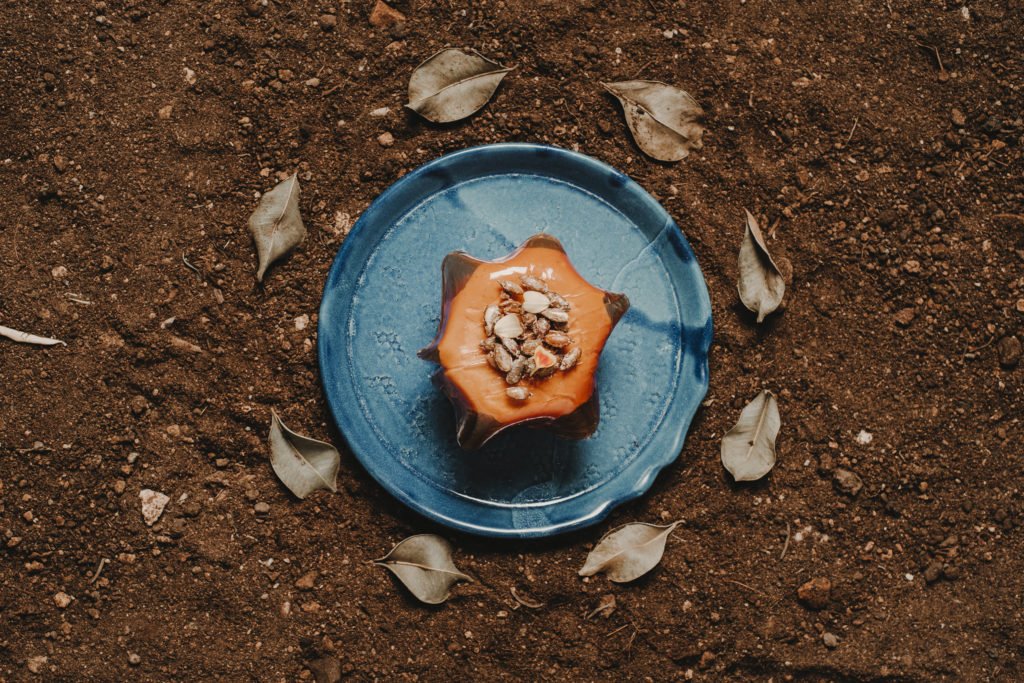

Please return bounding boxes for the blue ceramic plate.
[318,144,712,538]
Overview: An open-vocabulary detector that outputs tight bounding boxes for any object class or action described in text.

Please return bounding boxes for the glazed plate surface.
[318,143,712,538]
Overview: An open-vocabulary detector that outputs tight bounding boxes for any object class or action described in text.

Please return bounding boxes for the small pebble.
[833,468,864,497]
[996,335,1021,369]
[51,265,68,279]
[822,632,839,648]
[950,107,966,127]
[797,577,831,609]
[893,307,916,327]
[128,653,141,666]
[318,14,337,30]
[369,0,406,28]
[377,131,395,147]
[139,489,170,526]
[877,209,898,227]
[53,592,73,609]
[254,502,270,515]
[26,656,48,674]
[295,570,318,590]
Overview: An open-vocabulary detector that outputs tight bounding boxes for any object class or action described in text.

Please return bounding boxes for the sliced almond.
[494,313,524,339]
[522,290,550,314]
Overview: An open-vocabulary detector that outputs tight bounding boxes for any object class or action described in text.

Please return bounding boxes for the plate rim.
[318,142,712,538]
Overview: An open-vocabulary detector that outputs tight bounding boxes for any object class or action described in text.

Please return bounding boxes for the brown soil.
[1,0,1022,681]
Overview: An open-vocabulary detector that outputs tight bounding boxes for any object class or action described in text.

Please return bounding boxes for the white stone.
[139,489,170,526]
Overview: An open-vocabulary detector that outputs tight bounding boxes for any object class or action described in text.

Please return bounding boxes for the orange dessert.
[419,234,629,449]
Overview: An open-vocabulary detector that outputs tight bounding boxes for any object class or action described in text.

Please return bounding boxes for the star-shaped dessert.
[419,234,629,449]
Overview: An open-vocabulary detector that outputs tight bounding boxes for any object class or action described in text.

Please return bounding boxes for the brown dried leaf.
[248,174,306,282]
[737,210,785,322]
[268,411,340,499]
[578,522,679,583]
[375,534,471,604]
[721,390,781,482]
[407,48,513,123]
[603,80,705,161]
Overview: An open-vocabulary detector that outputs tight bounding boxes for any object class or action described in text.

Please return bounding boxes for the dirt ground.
[2,0,1023,680]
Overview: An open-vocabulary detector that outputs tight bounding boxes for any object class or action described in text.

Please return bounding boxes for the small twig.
[0,325,65,347]
[89,558,109,584]
[631,60,653,79]
[561,98,582,128]
[182,252,202,278]
[780,522,792,560]
[625,625,639,652]
[914,40,946,75]
[510,586,545,609]
[65,293,93,305]
[966,336,995,354]
[605,624,630,638]
[724,578,768,596]
[845,116,860,145]
[16,443,51,453]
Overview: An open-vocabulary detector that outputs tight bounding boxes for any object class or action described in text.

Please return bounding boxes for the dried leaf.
[248,174,306,282]
[603,80,705,161]
[375,534,471,604]
[737,210,786,322]
[578,522,679,583]
[268,410,340,499]
[407,48,513,123]
[0,325,65,346]
[721,390,781,482]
